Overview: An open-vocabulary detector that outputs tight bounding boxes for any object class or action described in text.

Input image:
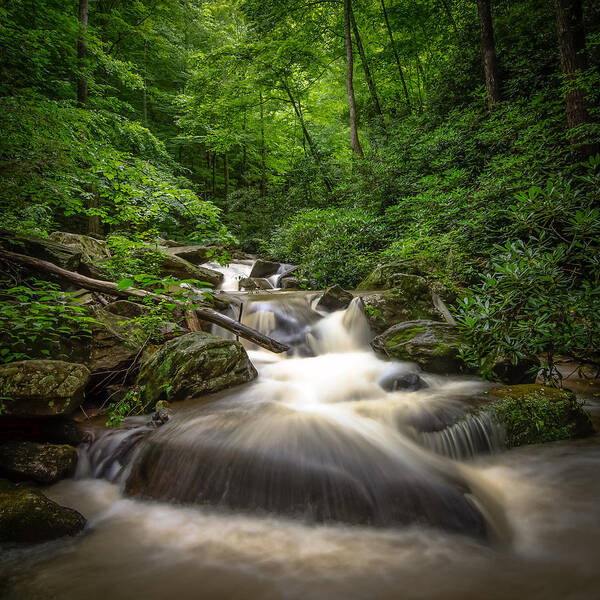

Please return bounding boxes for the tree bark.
[282,81,333,192]
[350,8,384,120]
[77,0,89,107]
[224,152,230,203]
[477,0,501,110]
[259,91,267,199]
[0,248,290,354]
[380,0,411,111]
[555,0,591,142]
[344,0,364,157]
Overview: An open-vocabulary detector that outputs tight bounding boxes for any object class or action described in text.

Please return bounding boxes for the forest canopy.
[0,0,599,379]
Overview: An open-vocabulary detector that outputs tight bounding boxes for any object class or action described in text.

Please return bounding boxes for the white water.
[2,274,600,600]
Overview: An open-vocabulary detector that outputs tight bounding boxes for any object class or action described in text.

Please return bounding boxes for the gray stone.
[0,360,90,417]
[0,441,78,483]
[48,232,111,263]
[316,285,353,312]
[249,259,280,278]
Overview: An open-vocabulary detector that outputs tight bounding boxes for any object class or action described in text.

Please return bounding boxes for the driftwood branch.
[0,247,289,354]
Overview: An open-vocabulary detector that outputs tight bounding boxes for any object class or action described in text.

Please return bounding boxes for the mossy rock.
[137,332,257,405]
[48,231,111,263]
[0,360,90,418]
[0,441,78,483]
[487,384,595,447]
[361,288,441,333]
[0,479,85,543]
[357,267,430,292]
[371,320,466,374]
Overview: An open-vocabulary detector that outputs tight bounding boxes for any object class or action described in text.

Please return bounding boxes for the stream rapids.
[2,261,600,600]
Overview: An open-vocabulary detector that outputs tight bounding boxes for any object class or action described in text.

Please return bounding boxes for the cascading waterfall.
[77,270,508,540]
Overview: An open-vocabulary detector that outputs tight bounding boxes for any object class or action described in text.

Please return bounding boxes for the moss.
[385,325,427,347]
[489,384,568,400]
[432,342,452,357]
[489,389,595,448]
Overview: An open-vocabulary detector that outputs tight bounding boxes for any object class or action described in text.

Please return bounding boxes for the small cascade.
[418,412,505,460]
[202,260,253,291]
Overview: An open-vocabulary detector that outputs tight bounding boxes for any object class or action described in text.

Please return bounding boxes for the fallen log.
[0,247,289,354]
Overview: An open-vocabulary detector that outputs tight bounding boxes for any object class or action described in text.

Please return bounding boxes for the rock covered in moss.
[0,360,90,417]
[371,320,466,374]
[0,441,78,483]
[137,332,257,404]
[0,479,85,543]
[357,264,429,292]
[487,384,595,447]
[48,231,111,263]
[316,285,353,312]
[0,230,81,270]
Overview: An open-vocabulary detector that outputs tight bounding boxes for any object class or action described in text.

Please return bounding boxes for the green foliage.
[105,385,151,427]
[271,207,385,288]
[489,392,594,448]
[0,280,97,364]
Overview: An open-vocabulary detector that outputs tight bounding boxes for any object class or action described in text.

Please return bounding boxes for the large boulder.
[0,360,90,417]
[0,230,80,270]
[357,263,430,291]
[0,441,78,483]
[371,321,466,374]
[249,259,280,278]
[487,384,595,447]
[48,232,111,263]
[360,287,441,334]
[0,479,85,543]
[316,285,353,312]
[239,277,273,291]
[160,245,211,264]
[155,253,223,286]
[137,332,257,405]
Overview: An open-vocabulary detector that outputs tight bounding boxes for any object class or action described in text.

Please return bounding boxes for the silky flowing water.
[2,264,600,600]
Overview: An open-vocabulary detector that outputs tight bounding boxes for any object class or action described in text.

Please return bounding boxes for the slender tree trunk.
[440,0,458,35]
[380,0,411,111]
[224,153,229,203]
[240,110,247,186]
[350,8,384,120]
[282,81,333,192]
[259,91,266,199]
[415,52,424,113]
[77,0,89,107]
[477,0,501,110]
[345,0,364,157]
[211,152,216,195]
[555,0,592,149]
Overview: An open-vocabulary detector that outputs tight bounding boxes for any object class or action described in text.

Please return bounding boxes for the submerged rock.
[0,441,78,483]
[249,259,280,278]
[487,384,594,447]
[0,360,90,417]
[378,371,428,392]
[316,285,353,312]
[137,332,257,405]
[371,321,466,374]
[0,479,85,543]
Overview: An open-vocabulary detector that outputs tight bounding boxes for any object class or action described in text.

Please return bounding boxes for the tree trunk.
[259,91,266,198]
[477,0,501,110]
[283,81,333,192]
[224,153,230,203]
[380,0,411,111]
[555,0,592,149]
[211,152,216,195]
[344,0,364,157]
[350,8,384,120]
[0,248,290,354]
[77,0,89,107]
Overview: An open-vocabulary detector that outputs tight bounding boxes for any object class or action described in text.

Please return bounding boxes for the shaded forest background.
[0,0,599,377]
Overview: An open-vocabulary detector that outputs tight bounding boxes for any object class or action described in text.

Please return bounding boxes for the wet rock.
[0,360,90,417]
[239,277,273,291]
[489,354,540,385]
[161,245,211,264]
[158,238,186,248]
[487,384,595,447]
[0,230,81,270]
[378,372,428,392]
[0,418,84,446]
[371,321,466,374]
[316,285,353,312]
[0,479,85,543]
[137,332,257,405]
[249,259,280,278]
[280,276,302,290]
[360,287,441,333]
[0,441,78,483]
[48,231,111,263]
